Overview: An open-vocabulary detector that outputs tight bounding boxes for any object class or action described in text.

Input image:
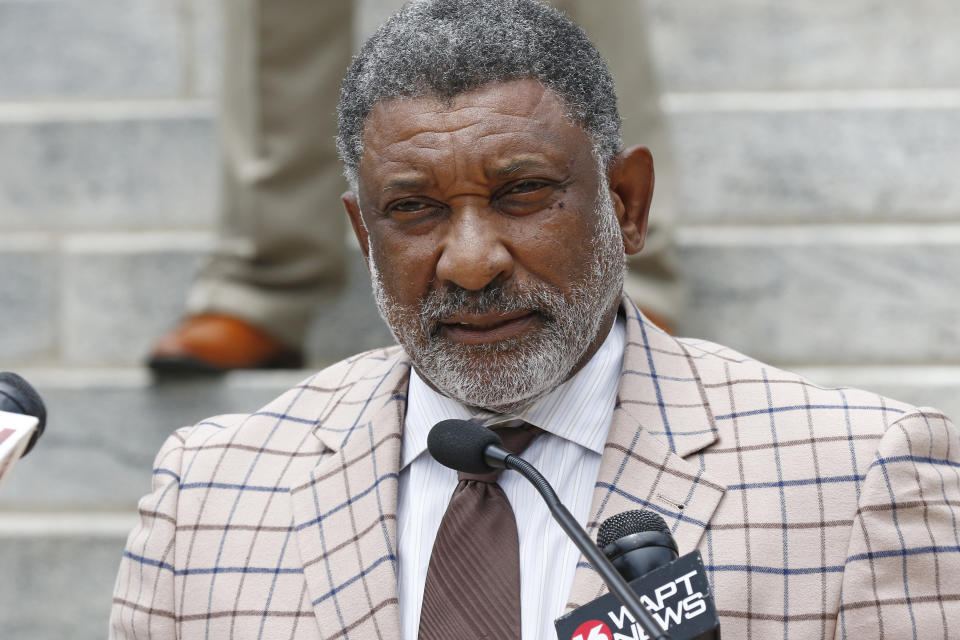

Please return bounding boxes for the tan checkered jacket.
[111,297,960,639]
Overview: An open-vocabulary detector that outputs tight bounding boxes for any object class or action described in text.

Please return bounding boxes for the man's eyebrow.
[382,175,429,193]
[487,157,556,179]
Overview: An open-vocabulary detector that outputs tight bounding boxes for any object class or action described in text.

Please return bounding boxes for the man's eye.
[384,199,444,227]
[506,180,547,194]
[391,200,428,212]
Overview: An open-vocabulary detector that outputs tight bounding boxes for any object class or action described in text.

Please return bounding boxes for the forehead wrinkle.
[359,81,594,197]
[361,145,438,195]
[380,135,446,155]
[364,83,572,156]
[373,91,555,135]
[402,108,544,141]
[376,127,564,178]
[366,118,491,159]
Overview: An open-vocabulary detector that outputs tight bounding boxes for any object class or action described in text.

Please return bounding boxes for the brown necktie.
[418,419,542,640]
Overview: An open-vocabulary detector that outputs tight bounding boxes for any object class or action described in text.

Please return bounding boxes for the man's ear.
[607,145,654,255]
[342,191,371,265]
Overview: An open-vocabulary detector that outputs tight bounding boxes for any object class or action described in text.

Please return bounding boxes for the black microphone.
[598,510,679,581]
[556,509,721,640]
[427,419,670,640]
[0,372,46,457]
[427,418,505,473]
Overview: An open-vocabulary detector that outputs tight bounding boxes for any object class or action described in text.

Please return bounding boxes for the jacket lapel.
[289,350,410,640]
[565,298,727,611]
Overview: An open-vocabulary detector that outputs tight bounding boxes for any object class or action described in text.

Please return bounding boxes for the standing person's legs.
[550,0,685,331]
[150,0,353,371]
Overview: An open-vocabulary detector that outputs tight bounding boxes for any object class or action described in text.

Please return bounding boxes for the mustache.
[418,281,561,335]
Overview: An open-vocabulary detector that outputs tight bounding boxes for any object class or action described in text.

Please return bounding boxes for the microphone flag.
[0,410,39,492]
[555,551,719,640]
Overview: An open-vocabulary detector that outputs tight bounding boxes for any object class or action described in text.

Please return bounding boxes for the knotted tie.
[418,419,543,640]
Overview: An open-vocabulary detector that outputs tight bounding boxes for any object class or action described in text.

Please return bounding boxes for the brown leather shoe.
[147,314,304,374]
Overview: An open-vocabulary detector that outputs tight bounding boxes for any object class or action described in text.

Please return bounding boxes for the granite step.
[0,231,392,367]
[0,102,216,232]
[668,93,960,223]
[3,0,958,99]
[5,224,959,367]
[0,513,133,640]
[0,368,307,510]
[57,232,392,367]
[3,98,960,232]
[2,356,958,513]
[647,0,960,91]
[676,224,960,365]
[0,0,219,100]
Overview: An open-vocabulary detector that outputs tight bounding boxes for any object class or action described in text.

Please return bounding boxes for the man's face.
[345,79,629,412]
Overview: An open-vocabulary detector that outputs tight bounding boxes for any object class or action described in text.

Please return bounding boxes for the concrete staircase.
[1,0,959,637]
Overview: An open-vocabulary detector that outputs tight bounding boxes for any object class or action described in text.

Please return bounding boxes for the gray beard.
[368,180,625,413]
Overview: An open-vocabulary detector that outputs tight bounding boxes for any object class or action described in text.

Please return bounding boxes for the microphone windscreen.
[597,509,670,548]
[0,372,45,423]
[428,419,502,474]
[0,371,47,457]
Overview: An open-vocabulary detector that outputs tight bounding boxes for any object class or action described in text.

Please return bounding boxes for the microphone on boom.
[427,419,670,640]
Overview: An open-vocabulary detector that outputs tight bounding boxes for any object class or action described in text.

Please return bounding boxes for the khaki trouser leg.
[551,0,685,324]
[187,0,353,346]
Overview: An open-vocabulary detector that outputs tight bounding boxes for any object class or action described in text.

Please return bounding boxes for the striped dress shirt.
[397,316,626,640]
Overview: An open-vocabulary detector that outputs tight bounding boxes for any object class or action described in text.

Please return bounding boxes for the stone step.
[647,0,960,91]
[59,227,960,366]
[0,235,58,363]
[0,230,391,367]
[2,225,959,367]
[60,232,214,366]
[0,102,217,232]
[5,0,956,99]
[0,231,213,366]
[56,232,392,367]
[0,0,219,100]
[669,94,960,223]
[1,355,958,511]
[677,224,960,365]
[3,99,959,233]
[0,512,133,640]
[0,369,308,510]
[792,366,960,423]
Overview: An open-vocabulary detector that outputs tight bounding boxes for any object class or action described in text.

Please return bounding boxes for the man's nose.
[435,207,513,291]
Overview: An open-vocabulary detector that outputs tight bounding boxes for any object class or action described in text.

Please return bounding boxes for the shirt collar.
[401,315,625,469]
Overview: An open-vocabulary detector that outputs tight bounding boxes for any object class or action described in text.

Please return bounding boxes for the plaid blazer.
[111,297,960,639]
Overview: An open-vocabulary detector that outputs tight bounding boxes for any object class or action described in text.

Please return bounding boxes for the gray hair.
[336,0,622,187]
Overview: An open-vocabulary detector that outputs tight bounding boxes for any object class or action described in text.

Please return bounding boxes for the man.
[111,1,960,638]
[146,0,683,373]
